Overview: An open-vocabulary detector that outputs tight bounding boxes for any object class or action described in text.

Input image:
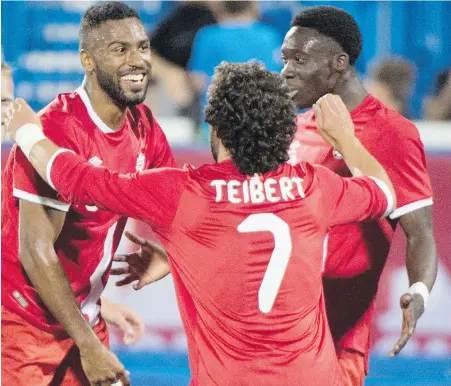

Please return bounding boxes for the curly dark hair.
[292,6,362,65]
[80,2,140,49]
[205,61,296,176]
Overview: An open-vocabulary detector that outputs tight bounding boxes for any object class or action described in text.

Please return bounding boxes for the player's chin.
[295,94,317,110]
[124,91,147,106]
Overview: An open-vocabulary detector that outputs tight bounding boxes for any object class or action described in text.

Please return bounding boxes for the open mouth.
[121,73,147,88]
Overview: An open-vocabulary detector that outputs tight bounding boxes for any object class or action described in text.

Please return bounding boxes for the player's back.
[159,159,344,385]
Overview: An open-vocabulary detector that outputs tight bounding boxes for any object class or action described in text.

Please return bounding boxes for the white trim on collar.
[76,86,116,134]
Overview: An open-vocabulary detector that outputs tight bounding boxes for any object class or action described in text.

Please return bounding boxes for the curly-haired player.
[8,62,396,385]
[282,6,437,385]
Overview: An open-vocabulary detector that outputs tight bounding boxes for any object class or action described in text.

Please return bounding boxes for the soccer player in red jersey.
[8,62,396,386]
[281,6,437,385]
[1,2,174,385]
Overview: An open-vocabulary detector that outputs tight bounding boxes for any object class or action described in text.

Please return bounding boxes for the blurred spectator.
[148,1,221,119]
[423,69,451,121]
[1,61,14,142]
[366,57,415,117]
[188,1,282,135]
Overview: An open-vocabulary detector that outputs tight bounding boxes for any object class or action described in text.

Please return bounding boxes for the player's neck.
[332,69,368,112]
[216,146,232,164]
[82,81,127,131]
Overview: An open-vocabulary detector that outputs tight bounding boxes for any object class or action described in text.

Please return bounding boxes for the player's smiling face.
[281,27,341,110]
[89,18,152,107]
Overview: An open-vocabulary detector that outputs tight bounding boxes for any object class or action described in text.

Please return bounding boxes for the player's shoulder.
[366,96,421,140]
[280,161,318,192]
[38,91,88,140]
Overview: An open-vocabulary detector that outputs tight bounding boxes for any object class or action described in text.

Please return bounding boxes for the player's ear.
[333,53,349,73]
[80,49,95,73]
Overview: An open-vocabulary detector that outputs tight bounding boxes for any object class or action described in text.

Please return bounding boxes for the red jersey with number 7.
[1,87,175,333]
[47,149,393,385]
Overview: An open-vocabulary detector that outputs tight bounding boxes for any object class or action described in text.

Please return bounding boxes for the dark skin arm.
[19,201,98,347]
[19,201,130,385]
[389,205,437,356]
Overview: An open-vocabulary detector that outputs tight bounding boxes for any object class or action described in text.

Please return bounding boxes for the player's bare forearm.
[19,201,102,351]
[27,139,63,185]
[400,206,438,291]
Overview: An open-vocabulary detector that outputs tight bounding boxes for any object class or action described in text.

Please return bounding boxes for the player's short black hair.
[292,6,362,65]
[222,1,253,15]
[205,61,296,176]
[79,1,140,49]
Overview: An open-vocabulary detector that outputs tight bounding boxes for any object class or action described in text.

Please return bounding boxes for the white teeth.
[122,74,144,82]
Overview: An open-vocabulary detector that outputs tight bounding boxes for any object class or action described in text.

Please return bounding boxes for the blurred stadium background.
[1,1,450,385]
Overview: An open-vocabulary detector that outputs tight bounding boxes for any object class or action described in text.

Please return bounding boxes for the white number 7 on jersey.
[238,213,292,313]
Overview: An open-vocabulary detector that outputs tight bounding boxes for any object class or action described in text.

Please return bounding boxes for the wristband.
[15,123,47,158]
[408,282,429,308]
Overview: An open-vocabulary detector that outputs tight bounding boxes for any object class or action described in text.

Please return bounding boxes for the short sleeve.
[311,164,393,228]
[12,113,80,211]
[374,131,433,219]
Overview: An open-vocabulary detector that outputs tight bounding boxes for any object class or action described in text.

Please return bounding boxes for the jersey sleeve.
[12,113,81,211]
[48,150,186,229]
[371,123,433,219]
[311,164,394,228]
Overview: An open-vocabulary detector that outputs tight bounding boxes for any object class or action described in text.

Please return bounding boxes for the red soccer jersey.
[47,150,392,385]
[1,87,175,333]
[290,94,433,365]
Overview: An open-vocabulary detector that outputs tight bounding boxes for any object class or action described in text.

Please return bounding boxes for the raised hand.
[313,94,355,152]
[4,98,42,142]
[112,231,170,290]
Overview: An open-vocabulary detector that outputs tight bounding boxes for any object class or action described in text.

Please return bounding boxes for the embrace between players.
[2,3,436,386]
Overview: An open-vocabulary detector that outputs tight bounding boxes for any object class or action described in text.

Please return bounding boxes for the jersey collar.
[76,86,117,134]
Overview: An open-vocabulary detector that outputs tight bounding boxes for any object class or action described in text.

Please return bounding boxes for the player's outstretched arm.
[5,99,175,227]
[313,94,397,208]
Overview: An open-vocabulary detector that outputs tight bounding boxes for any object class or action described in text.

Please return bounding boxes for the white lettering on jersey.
[211,177,306,204]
